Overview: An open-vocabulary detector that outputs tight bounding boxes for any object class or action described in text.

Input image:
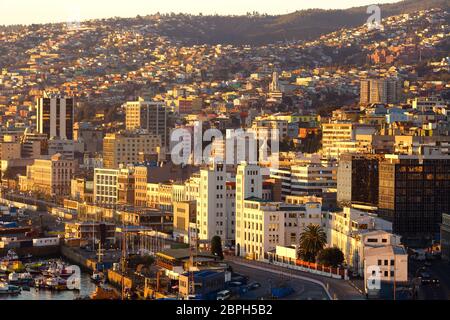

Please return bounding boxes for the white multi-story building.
[197,162,233,243]
[364,245,408,296]
[325,207,403,276]
[235,162,263,257]
[270,155,337,199]
[93,168,119,205]
[237,198,322,261]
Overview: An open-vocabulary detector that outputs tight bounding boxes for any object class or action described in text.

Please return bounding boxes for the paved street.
[227,261,330,300]
[409,257,450,300]
[225,256,364,300]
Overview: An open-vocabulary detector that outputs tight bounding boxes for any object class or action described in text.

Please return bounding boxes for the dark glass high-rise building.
[36,96,74,140]
[378,155,450,244]
[337,153,382,208]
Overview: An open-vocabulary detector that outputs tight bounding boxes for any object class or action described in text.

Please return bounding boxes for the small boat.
[59,266,76,279]
[1,250,19,262]
[91,271,104,284]
[8,272,33,285]
[0,282,21,295]
[33,277,46,289]
[45,277,67,291]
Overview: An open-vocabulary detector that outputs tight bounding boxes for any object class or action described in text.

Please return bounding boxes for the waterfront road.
[409,258,450,300]
[226,260,330,300]
[225,256,364,300]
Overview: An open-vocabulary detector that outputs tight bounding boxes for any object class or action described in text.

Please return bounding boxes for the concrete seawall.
[60,245,93,272]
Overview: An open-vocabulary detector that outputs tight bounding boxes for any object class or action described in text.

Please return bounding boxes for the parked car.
[248,282,261,291]
[228,281,243,287]
[217,290,231,300]
[431,278,440,285]
[419,272,431,285]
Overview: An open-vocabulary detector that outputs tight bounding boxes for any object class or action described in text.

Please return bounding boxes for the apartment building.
[327,207,399,275]
[173,201,197,243]
[238,199,322,261]
[270,156,337,199]
[103,131,161,169]
[196,162,232,243]
[0,137,21,161]
[19,153,76,197]
[134,165,149,207]
[117,166,135,206]
[321,122,377,159]
[93,168,120,205]
[124,98,168,146]
[364,245,408,296]
[235,162,263,257]
[360,78,402,105]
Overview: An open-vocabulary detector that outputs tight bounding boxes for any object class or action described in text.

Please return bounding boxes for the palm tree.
[298,225,327,262]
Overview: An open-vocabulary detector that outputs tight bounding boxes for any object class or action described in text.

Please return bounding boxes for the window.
[377,260,382,266]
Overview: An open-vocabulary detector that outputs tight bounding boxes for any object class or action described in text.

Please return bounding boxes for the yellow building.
[103,131,161,169]
[20,153,77,197]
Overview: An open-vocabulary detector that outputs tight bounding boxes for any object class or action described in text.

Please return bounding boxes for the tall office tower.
[197,162,235,243]
[378,155,450,245]
[36,96,74,140]
[235,162,263,257]
[124,98,168,147]
[360,79,401,105]
[337,153,383,207]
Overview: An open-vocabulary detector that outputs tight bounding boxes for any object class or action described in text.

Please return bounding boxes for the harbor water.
[0,264,97,300]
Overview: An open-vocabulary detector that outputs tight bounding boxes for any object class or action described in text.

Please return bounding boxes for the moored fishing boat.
[0,281,21,295]
[8,272,33,285]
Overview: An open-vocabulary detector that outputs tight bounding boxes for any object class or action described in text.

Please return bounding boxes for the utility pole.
[121,229,127,300]
[393,260,397,301]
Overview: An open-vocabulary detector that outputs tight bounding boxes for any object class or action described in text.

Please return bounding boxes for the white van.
[216,290,231,300]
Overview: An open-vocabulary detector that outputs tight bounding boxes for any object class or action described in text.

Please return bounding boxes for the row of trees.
[210,225,344,268]
[298,225,344,268]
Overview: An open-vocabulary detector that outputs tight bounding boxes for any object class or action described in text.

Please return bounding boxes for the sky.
[0,0,399,25]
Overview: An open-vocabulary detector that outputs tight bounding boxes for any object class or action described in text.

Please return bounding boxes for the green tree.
[316,247,344,268]
[298,225,327,262]
[211,236,224,260]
